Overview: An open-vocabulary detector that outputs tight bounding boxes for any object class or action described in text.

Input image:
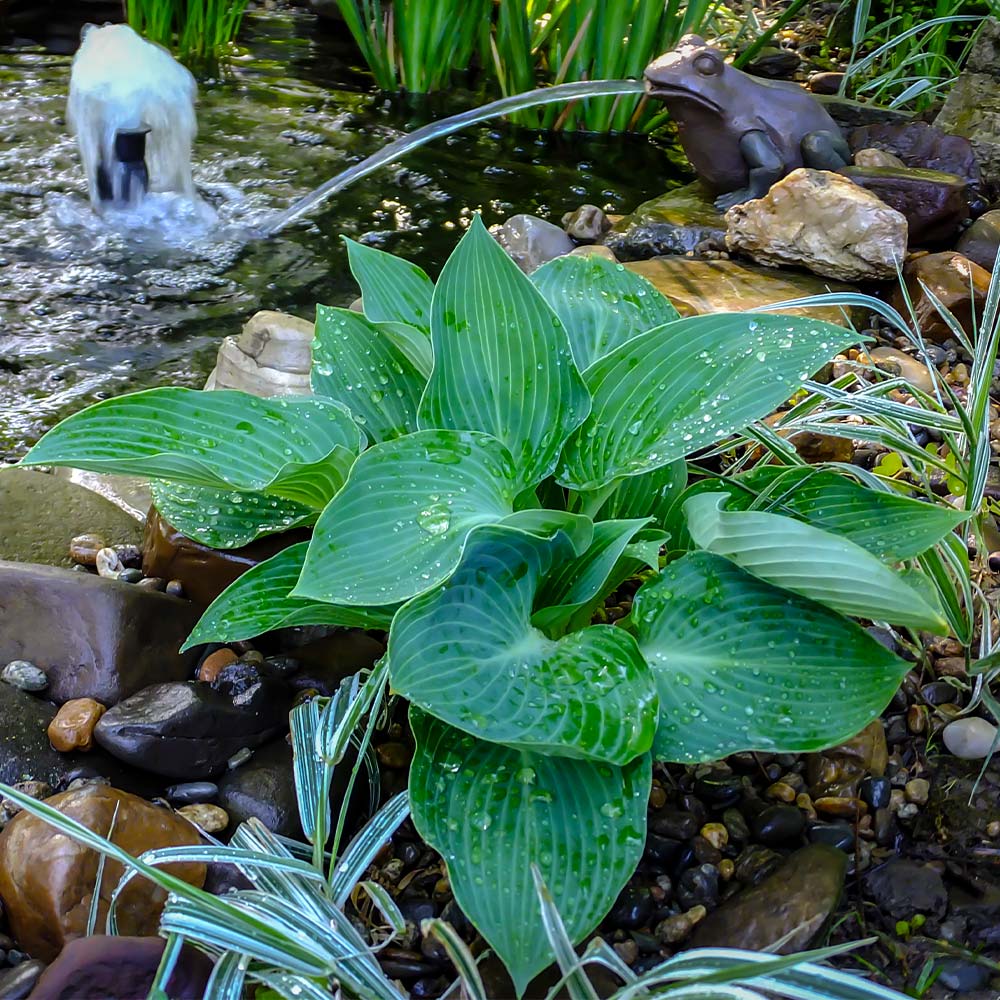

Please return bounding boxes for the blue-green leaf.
[345,237,434,334]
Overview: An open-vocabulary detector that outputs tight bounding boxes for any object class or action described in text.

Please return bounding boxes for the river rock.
[0,961,45,1000]
[0,682,149,791]
[870,347,936,394]
[562,204,611,243]
[624,256,859,325]
[216,737,302,837]
[47,698,106,752]
[52,469,151,523]
[853,148,905,169]
[492,214,574,273]
[865,859,947,919]
[849,121,981,188]
[839,165,969,245]
[725,169,908,282]
[0,785,205,961]
[0,561,199,705]
[0,469,141,570]
[691,844,847,953]
[141,508,310,607]
[287,630,386,696]
[891,252,991,344]
[956,209,1000,271]
[943,717,999,759]
[604,182,726,260]
[204,310,313,397]
[28,935,213,1000]
[94,679,292,779]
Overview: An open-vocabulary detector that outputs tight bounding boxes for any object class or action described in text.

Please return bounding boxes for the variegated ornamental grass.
[23,216,963,993]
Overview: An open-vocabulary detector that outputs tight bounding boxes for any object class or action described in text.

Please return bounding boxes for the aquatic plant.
[22,220,964,990]
[0,691,912,1000]
[125,0,249,71]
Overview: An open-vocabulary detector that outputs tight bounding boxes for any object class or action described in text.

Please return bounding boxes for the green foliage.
[25,219,963,992]
[126,0,249,71]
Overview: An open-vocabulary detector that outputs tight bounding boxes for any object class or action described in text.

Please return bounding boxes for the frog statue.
[644,35,851,211]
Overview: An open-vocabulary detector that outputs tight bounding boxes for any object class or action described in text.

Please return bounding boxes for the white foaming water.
[67,23,201,210]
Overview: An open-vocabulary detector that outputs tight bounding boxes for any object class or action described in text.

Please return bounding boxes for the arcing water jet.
[67,23,198,210]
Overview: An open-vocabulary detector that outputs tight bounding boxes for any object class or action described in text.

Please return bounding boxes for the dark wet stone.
[411,976,449,998]
[610,886,654,929]
[440,899,475,942]
[752,805,805,847]
[142,508,310,607]
[651,809,698,841]
[694,775,742,808]
[865,859,947,918]
[722,808,751,844]
[921,680,958,706]
[807,821,855,852]
[0,960,45,1000]
[956,209,1000,270]
[676,864,719,910]
[117,568,143,584]
[262,656,301,679]
[0,682,151,793]
[936,958,991,992]
[216,738,302,837]
[860,776,891,811]
[691,836,722,866]
[849,121,981,187]
[874,807,895,846]
[0,561,199,705]
[29,936,211,1000]
[211,661,266,699]
[165,781,218,805]
[95,680,291,779]
[286,631,386,696]
[734,845,783,886]
[378,949,437,979]
[692,844,847,953]
[840,165,969,245]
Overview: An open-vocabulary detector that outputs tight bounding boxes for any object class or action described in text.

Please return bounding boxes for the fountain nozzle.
[96,126,151,207]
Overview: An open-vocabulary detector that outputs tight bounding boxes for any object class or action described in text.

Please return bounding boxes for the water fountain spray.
[67,24,198,210]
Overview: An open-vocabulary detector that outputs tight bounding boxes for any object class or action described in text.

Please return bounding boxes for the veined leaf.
[312,305,425,443]
[635,551,909,762]
[500,508,594,555]
[597,461,687,528]
[418,215,590,491]
[378,321,434,379]
[557,314,858,491]
[533,518,653,632]
[390,527,656,764]
[409,710,650,997]
[531,253,679,370]
[183,543,395,651]
[150,481,317,550]
[672,465,964,561]
[21,389,363,507]
[345,237,434,334]
[685,493,948,632]
[294,429,518,606]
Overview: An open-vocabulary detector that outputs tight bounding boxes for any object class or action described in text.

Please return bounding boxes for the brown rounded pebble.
[613,939,638,965]
[904,778,930,805]
[986,820,1000,838]
[1,781,52,818]
[907,704,927,734]
[136,576,167,592]
[656,905,706,944]
[766,781,797,803]
[935,656,968,678]
[795,793,817,819]
[69,533,106,566]
[198,649,238,683]
[700,823,729,850]
[166,579,185,598]
[376,742,413,769]
[814,796,867,819]
[47,698,107,752]
[176,803,229,833]
[649,783,667,810]
[719,859,735,880]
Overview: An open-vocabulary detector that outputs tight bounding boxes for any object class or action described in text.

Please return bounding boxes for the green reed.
[125,0,250,71]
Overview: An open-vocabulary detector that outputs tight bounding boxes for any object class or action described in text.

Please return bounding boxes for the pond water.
[0,8,677,460]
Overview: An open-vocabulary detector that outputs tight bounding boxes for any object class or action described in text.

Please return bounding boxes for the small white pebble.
[943,717,999,759]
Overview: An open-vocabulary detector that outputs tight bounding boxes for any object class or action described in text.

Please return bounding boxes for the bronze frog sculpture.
[644,36,851,211]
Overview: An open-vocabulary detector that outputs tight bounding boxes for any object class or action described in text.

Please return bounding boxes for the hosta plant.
[24,217,963,994]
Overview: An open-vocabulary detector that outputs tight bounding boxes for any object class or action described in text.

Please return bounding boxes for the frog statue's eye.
[693,51,722,76]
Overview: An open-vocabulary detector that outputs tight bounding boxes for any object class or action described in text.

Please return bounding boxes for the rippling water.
[0,9,677,458]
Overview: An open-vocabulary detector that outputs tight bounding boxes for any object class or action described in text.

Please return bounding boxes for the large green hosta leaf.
[671,466,964,561]
[390,527,656,764]
[184,543,395,651]
[418,215,590,491]
[557,314,859,491]
[531,253,679,370]
[409,710,650,996]
[294,429,518,606]
[634,551,909,762]
[596,460,687,529]
[345,237,434,333]
[150,482,317,550]
[312,306,425,443]
[685,493,948,632]
[22,389,363,507]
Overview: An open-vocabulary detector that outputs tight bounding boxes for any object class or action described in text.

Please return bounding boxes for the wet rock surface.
[95,678,293,779]
[216,737,302,837]
[492,214,574,273]
[724,168,908,281]
[891,252,991,344]
[0,561,199,705]
[0,785,204,961]
[956,208,1000,271]
[28,935,213,1000]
